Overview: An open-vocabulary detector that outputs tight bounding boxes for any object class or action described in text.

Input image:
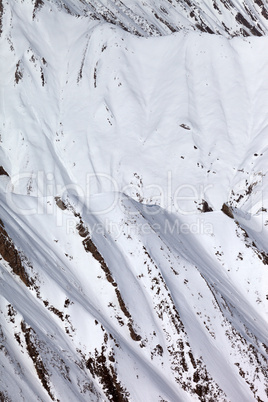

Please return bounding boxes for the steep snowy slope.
[56,0,268,37]
[0,1,268,401]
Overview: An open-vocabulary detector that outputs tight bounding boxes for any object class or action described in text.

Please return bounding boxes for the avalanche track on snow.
[0,1,268,401]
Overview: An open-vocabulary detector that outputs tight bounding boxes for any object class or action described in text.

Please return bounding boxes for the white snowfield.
[0,1,267,401]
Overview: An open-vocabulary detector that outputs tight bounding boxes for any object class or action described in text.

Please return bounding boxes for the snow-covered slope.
[52,0,268,37]
[0,1,268,401]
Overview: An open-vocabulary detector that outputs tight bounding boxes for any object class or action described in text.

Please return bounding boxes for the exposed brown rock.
[21,321,54,400]
[0,219,32,286]
[0,0,3,37]
[14,60,23,84]
[86,349,129,402]
[33,0,44,20]
[54,196,68,210]
[0,166,8,176]
[221,203,234,219]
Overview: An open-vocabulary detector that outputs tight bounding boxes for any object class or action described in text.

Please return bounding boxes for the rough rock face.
[58,0,268,37]
[0,1,268,401]
[0,219,31,287]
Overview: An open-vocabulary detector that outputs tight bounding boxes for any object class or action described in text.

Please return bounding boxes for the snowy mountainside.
[0,1,268,401]
[56,0,268,37]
